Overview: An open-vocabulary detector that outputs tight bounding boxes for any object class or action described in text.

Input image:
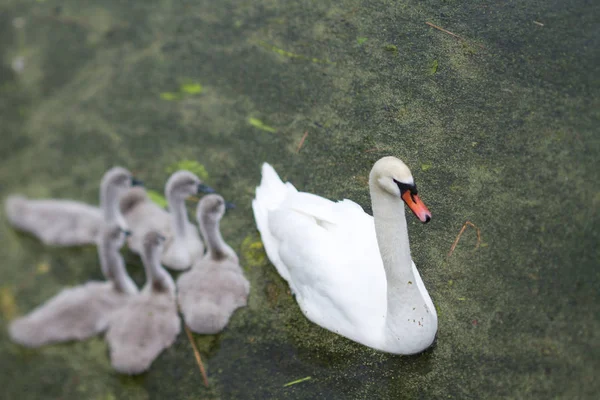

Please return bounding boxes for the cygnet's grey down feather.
[119,170,211,270]
[105,231,181,375]
[4,167,140,246]
[177,194,250,334]
[5,196,104,246]
[8,224,138,347]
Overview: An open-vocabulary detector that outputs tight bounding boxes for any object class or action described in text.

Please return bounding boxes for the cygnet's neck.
[142,246,175,294]
[199,213,229,261]
[167,193,189,239]
[100,182,124,225]
[98,239,138,295]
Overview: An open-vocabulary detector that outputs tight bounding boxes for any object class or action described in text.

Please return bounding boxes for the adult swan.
[252,156,437,355]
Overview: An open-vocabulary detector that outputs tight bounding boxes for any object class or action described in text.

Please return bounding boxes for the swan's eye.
[393,179,417,195]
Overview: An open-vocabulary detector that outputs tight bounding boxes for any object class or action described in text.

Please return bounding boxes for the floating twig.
[184,324,209,387]
[448,221,481,257]
[296,131,309,153]
[533,21,544,27]
[426,22,463,40]
[283,376,312,387]
[425,22,484,49]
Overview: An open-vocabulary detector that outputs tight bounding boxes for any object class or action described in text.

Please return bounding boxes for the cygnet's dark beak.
[131,177,144,187]
[197,183,215,194]
[225,201,236,210]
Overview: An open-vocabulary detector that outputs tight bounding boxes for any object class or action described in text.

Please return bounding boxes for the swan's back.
[4,195,104,246]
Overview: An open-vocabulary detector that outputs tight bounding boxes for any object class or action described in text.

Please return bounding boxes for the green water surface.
[0,0,598,398]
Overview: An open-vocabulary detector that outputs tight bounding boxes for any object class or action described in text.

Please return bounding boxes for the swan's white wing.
[268,194,387,339]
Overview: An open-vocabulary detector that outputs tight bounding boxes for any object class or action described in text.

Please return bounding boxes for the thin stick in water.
[296,131,309,153]
[425,21,463,40]
[448,221,481,257]
[184,324,209,387]
[425,22,484,49]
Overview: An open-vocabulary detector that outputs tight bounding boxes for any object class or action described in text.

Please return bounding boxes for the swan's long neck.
[369,182,436,354]
[142,246,175,294]
[167,193,189,239]
[200,214,228,261]
[98,239,137,295]
[369,184,415,285]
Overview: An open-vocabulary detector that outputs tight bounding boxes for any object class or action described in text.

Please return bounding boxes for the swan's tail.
[253,163,291,209]
[252,163,296,282]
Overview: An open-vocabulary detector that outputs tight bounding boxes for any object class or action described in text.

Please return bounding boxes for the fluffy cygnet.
[177,194,250,334]
[119,170,214,270]
[8,223,138,347]
[4,167,141,246]
[104,231,181,374]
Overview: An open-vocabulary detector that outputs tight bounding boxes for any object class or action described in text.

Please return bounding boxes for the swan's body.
[4,167,139,246]
[252,157,437,355]
[105,231,181,374]
[177,195,249,334]
[120,171,211,270]
[8,224,138,347]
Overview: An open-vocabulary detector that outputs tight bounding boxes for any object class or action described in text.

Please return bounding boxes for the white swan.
[252,156,437,355]
[119,170,213,270]
[177,194,250,334]
[4,167,141,246]
[105,231,181,374]
[8,223,138,347]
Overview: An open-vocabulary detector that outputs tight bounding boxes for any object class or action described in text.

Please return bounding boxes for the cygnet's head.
[370,156,431,223]
[101,167,143,191]
[165,170,215,200]
[142,230,166,256]
[100,223,129,248]
[196,194,235,222]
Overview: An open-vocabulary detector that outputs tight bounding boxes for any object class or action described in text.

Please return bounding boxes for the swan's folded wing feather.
[270,197,387,330]
[278,192,339,225]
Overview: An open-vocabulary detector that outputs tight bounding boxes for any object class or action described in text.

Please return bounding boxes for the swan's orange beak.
[402,191,431,223]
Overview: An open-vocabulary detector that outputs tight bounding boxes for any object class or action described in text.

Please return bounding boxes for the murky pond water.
[0,0,598,398]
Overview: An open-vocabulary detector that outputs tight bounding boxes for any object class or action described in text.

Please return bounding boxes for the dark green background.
[0,0,598,398]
